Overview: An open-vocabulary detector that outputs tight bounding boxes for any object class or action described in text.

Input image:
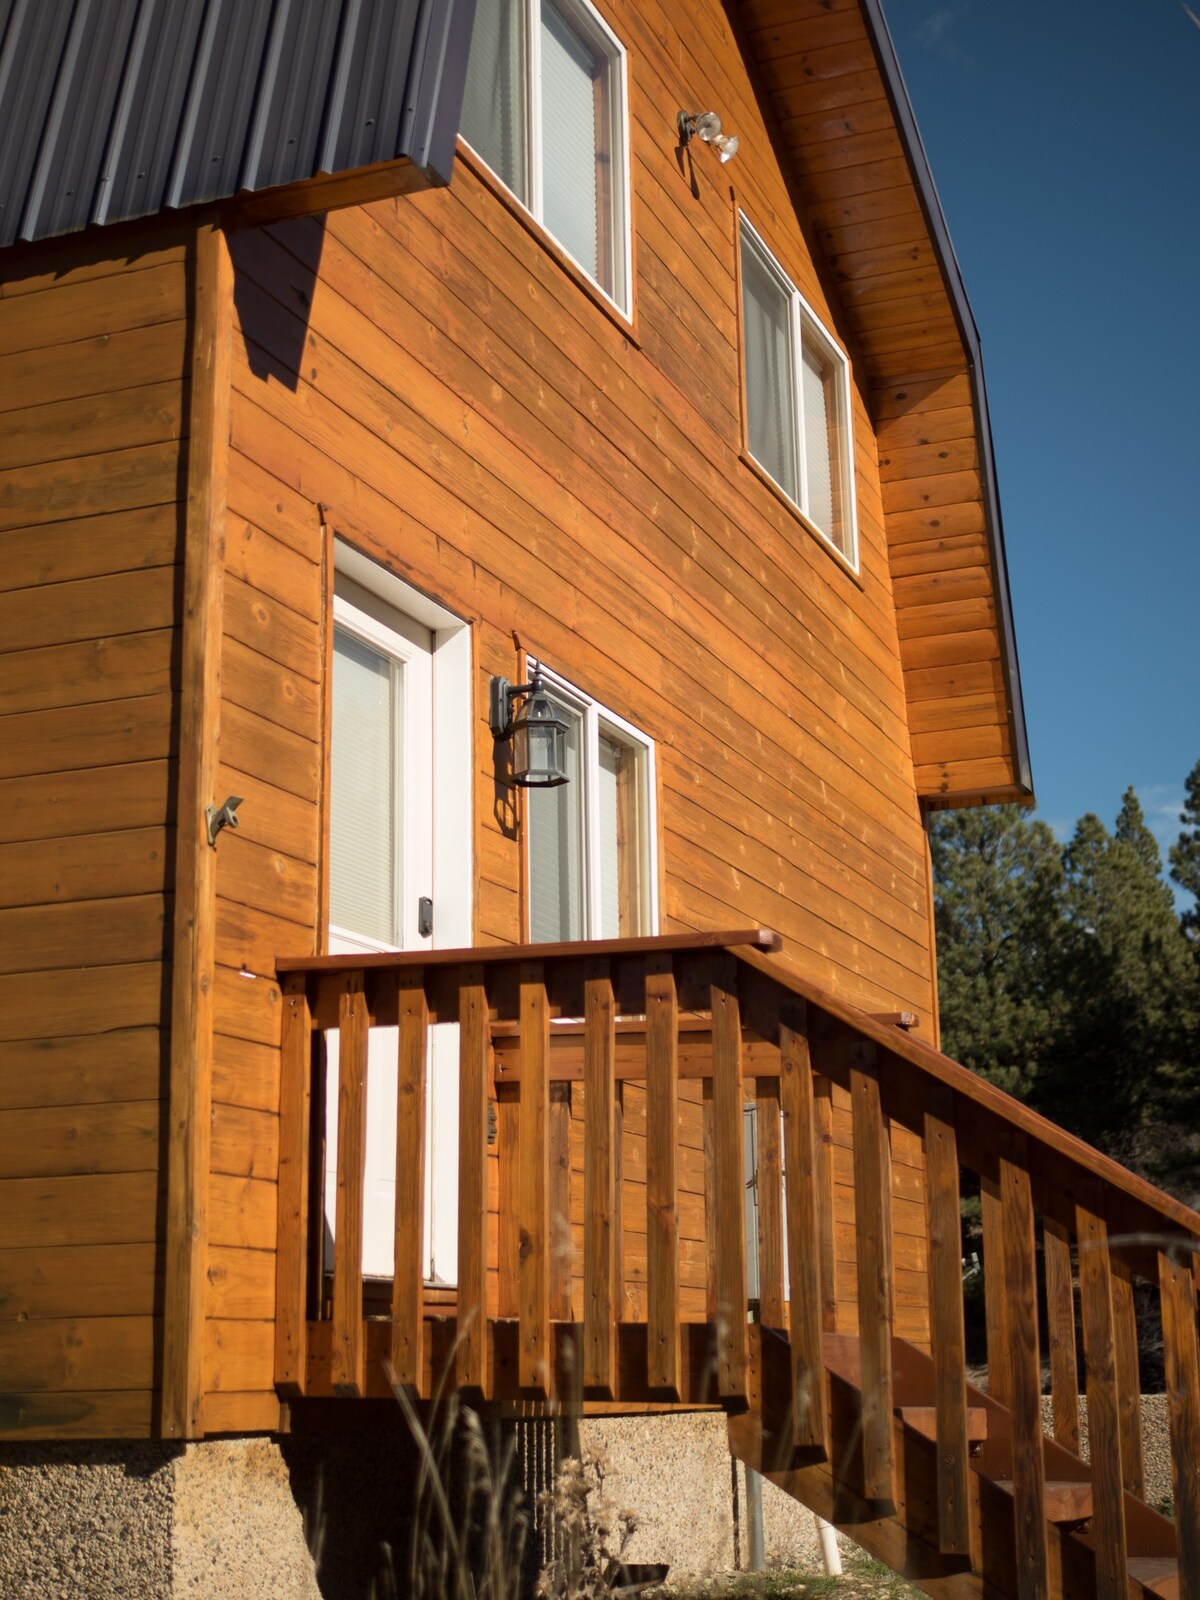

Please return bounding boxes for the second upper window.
[460,0,630,315]
[740,215,858,569]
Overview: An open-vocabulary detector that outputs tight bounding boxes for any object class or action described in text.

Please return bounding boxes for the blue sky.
[883,1,1200,892]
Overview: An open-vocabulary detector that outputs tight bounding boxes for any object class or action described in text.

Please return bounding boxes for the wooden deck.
[274,930,1200,1600]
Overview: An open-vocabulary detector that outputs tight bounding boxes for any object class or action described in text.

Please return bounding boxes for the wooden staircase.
[274,931,1200,1600]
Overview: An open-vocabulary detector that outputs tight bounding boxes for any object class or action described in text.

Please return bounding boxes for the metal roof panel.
[0,0,474,248]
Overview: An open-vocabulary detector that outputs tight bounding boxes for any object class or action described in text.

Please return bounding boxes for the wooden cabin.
[1,3,1197,1598]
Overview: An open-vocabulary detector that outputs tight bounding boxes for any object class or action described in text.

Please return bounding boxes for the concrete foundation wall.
[0,1402,1177,1597]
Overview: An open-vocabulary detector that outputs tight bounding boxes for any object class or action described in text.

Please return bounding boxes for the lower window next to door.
[526,665,657,941]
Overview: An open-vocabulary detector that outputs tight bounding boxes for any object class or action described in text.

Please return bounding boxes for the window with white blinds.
[460,0,629,314]
[740,215,858,568]
[526,669,656,943]
[329,626,400,946]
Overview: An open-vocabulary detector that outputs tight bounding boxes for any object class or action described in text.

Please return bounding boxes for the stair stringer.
[726,1328,1178,1600]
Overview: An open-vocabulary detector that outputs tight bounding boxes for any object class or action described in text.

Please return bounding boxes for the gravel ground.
[648,1558,922,1600]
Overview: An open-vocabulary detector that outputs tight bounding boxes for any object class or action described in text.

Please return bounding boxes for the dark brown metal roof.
[0,0,476,249]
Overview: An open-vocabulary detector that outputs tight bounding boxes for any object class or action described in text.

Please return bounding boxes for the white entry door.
[325,573,461,1283]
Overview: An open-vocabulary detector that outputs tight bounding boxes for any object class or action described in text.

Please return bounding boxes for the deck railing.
[274,930,1200,1599]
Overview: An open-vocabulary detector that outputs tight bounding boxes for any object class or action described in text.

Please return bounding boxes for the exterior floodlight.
[489,670,570,788]
[677,110,739,163]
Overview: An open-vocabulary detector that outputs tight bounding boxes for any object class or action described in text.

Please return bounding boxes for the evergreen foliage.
[930,768,1200,1202]
[1169,757,1200,944]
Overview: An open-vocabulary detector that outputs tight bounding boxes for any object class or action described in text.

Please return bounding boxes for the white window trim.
[527,660,659,939]
[739,212,859,572]
[459,0,633,319]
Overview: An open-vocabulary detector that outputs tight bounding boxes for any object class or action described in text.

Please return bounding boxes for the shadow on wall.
[281,1408,538,1600]
[230,215,327,392]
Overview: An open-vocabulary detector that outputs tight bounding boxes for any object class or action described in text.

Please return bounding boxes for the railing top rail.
[732,945,1200,1242]
[275,927,782,977]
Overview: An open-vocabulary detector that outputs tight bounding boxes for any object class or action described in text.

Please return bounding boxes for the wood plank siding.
[740,0,1028,804]
[0,225,191,1439]
[198,0,937,1430]
[0,0,1033,1438]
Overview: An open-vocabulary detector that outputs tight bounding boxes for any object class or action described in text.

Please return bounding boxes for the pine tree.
[1049,791,1200,1164]
[929,805,1066,1101]
[1169,757,1200,943]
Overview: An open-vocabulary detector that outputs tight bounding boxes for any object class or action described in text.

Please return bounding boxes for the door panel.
[325,586,442,1280]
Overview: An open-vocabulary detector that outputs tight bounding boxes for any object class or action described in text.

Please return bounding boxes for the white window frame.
[739,213,859,571]
[526,661,658,940]
[460,0,633,318]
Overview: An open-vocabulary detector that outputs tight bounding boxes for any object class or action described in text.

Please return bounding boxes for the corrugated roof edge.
[0,0,477,250]
[860,0,1034,803]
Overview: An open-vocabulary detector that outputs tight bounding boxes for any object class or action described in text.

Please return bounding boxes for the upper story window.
[460,0,631,315]
[526,666,657,942]
[739,215,858,569]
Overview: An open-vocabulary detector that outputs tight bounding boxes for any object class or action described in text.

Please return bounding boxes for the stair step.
[1127,1557,1180,1600]
[896,1404,987,1443]
[992,1479,1093,1523]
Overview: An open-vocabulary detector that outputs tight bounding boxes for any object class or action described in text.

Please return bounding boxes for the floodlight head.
[677,110,739,163]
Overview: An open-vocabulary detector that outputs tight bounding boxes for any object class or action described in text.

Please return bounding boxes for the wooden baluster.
[583,962,617,1395]
[519,962,551,1395]
[703,1081,718,1320]
[457,965,490,1395]
[779,1001,828,1455]
[813,1077,837,1333]
[1043,1216,1080,1454]
[756,1075,785,1331]
[550,1082,572,1324]
[275,973,312,1397]
[1075,1192,1127,1600]
[981,1174,1011,1406]
[1111,1259,1145,1499]
[712,954,748,1404]
[390,973,428,1395]
[923,1082,970,1555]
[1001,1145,1049,1600]
[497,1093,520,1320]
[851,1039,893,1503]
[1158,1240,1200,1600]
[645,954,680,1396]
[331,973,368,1397]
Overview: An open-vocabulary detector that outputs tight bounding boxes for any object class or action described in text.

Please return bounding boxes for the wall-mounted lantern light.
[677,110,739,163]
[489,669,570,788]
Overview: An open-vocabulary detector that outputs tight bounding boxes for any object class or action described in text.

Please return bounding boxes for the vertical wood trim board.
[162,221,233,1441]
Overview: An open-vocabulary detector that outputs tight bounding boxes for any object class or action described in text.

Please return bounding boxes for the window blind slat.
[460,0,526,198]
[741,239,797,500]
[597,734,622,938]
[528,699,585,941]
[329,627,397,945]
[801,334,835,539]
[540,0,600,285]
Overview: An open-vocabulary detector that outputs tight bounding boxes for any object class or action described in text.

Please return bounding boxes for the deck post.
[331,973,368,1398]
[1075,1192,1129,1600]
[518,963,551,1394]
[850,1039,893,1505]
[779,1000,827,1456]
[583,961,618,1395]
[457,965,490,1395]
[275,974,312,1397]
[645,954,680,1396]
[711,954,747,1405]
[1159,1241,1200,1599]
[390,973,429,1394]
[923,1082,970,1555]
[1043,1216,1081,1453]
